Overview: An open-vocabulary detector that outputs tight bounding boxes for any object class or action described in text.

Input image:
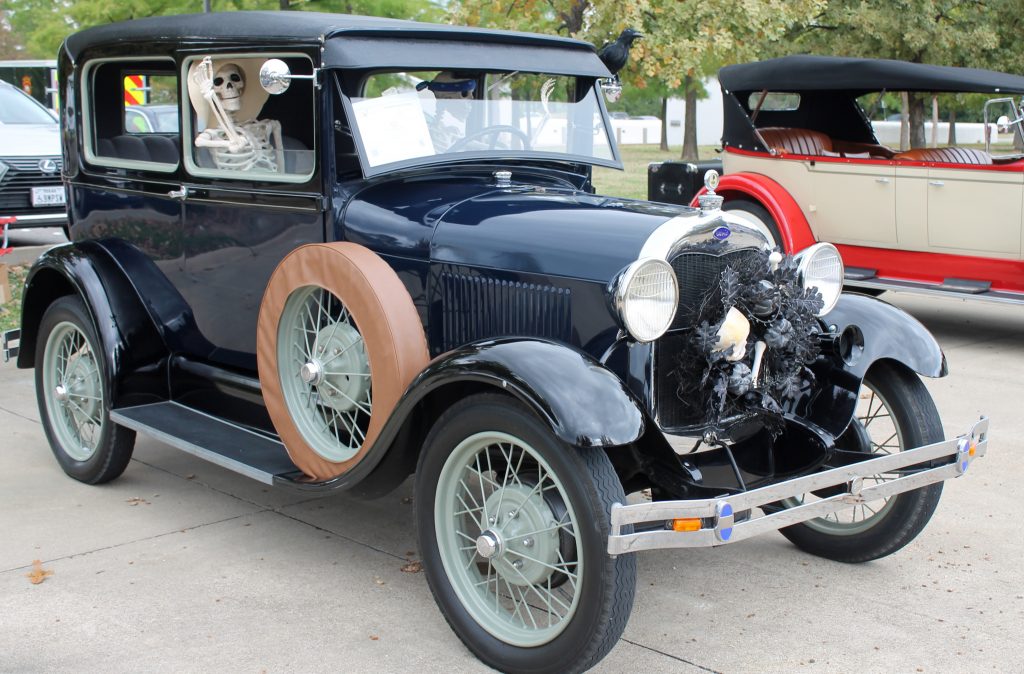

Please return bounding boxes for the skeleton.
[190,58,285,172]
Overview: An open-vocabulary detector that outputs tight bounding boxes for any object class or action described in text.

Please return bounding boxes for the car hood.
[0,123,61,157]
[432,187,690,282]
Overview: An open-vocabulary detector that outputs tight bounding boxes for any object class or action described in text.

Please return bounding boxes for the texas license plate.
[31,186,65,207]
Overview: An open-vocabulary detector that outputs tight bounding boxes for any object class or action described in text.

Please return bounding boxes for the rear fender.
[18,242,169,405]
[692,173,817,253]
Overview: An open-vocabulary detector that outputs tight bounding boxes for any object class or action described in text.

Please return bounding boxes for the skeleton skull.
[213,64,244,112]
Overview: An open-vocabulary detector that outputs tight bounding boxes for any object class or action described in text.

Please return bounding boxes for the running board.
[844,274,1024,305]
[110,402,299,485]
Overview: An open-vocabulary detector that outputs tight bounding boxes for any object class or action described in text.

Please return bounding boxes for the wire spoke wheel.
[42,321,104,462]
[791,382,901,535]
[277,285,371,462]
[435,431,582,646]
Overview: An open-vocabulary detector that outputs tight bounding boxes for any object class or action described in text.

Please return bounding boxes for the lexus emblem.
[39,158,58,174]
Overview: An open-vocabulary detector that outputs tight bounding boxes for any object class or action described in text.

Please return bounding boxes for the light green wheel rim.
[277,286,372,463]
[785,380,901,535]
[42,321,104,462]
[434,431,583,647]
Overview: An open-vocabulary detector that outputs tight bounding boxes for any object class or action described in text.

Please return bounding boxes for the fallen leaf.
[369,635,379,641]
[400,560,423,573]
[27,560,53,585]
[374,577,385,586]
[125,497,150,506]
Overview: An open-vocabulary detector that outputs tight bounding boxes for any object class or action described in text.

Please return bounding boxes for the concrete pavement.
[1,292,1021,673]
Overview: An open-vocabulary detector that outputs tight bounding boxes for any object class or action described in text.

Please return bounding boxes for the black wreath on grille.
[670,248,825,433]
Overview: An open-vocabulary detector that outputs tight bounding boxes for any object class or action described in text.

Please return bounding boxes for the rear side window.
[82,58,181,172]
[748,92,801,112]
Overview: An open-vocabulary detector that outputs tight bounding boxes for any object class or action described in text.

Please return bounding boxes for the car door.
[176,50,324,372]
[925,166,1022,257]
[809,160,897,247]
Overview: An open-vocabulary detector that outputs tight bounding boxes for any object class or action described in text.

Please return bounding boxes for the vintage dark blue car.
[1,12,989,673]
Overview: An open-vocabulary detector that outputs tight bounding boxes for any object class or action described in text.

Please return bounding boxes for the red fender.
[691,173,816,254]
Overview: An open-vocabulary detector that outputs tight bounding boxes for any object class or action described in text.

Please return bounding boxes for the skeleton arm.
[190,57,246,151]
[270,120,285,173]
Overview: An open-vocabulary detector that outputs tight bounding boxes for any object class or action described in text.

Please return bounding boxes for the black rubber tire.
[779,361,943,563]
[723,199,783,250]
[415,393,636,674]
[35,295,136,484]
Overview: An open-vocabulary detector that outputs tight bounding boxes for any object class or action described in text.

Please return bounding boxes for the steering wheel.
[447,125,531,152]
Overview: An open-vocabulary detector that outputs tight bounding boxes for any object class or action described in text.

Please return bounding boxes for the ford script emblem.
[38,158,58,174]
[713,226,731,241]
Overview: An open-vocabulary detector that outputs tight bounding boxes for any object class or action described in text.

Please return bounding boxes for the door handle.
[875,178,891,184]
[167,186,191,200]
[929,181,945,187]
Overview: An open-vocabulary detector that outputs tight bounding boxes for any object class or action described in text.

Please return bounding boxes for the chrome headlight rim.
[795,242,844,316]
[612,257,679,343]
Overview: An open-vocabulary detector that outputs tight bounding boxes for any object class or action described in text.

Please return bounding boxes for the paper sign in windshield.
[352,93,435,167]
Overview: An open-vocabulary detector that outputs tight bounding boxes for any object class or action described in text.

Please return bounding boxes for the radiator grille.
[0,156,63,211]
[440,272,571,352]
[669,248,761,330]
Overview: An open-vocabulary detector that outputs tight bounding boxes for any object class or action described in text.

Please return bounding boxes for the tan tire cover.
[257,242,429,480]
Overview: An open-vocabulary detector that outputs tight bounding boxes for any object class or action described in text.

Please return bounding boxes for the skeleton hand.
[191,56,216,100]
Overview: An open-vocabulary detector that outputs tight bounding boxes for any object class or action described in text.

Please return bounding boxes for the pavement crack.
[271,508,410,562]
[620,638,723,673]
[0,511,263,575]
[0,403,39,425]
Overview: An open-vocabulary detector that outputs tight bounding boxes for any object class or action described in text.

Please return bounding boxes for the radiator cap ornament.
[698,169,724,213]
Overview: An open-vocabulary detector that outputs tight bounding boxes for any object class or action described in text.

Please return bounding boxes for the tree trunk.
[680,77,699,161]
[908,93,927,149]
[931,95,939,148]
[660,97,669,152]
[948,109,957,145]
[900,92,910,152]
[279,0,289,9]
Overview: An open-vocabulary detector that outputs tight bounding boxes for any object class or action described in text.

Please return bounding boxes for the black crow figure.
[598,28,643,75]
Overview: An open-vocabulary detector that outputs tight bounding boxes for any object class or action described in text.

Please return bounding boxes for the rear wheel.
[35,296,135,484]
[415,394,635,673]
[779,362,943,562]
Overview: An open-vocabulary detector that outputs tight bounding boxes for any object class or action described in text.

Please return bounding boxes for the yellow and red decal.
[123,75,147,106]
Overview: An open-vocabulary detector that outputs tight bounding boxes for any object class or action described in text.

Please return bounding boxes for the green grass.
[0,265,27,333]
[592,145,720,201]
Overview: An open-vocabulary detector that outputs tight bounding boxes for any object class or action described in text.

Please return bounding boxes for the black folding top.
[720,55,1024,95]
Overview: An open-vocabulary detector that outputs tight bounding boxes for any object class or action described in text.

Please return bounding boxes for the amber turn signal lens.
[969,442,977,457]
[671,518,702,532]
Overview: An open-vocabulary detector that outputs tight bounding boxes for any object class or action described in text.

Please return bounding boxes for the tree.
[795,0,1002,149]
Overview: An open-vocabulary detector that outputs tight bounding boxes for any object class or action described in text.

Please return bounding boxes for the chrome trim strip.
[845,277,1024,306]
[608,417,989,555]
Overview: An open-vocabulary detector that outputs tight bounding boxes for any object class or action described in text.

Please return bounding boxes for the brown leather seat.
[757,127,833,156]
[895,147,993,165]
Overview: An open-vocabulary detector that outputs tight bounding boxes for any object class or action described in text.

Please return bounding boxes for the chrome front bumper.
[608,417,989,555]
[2,328,19,363]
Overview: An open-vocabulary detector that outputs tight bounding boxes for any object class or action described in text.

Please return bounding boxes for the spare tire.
[257,243,429,480]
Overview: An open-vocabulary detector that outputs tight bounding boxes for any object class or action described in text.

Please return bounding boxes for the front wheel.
[779,362,943,562]
[415,394,635,674]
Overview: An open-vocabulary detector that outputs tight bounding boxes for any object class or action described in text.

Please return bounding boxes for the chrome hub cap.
[54,384,69,402]
[277,286,372,462]
[476,530,502,559]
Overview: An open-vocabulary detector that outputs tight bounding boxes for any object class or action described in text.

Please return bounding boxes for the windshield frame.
[335,69,623,178]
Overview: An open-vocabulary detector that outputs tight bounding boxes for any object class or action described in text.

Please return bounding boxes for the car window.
[0,83,56,124]
[82,59,181,172]
[748,92,800,112]
[348,70,614,173]
[182,54,315,182]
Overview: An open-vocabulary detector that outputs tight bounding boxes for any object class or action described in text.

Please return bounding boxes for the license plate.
[31,186,66,207]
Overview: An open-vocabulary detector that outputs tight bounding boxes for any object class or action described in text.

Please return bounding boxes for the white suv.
[0,80,65,230]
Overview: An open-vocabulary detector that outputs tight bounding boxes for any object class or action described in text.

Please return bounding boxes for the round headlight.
[614,258,678,342]
[796,243,844,315]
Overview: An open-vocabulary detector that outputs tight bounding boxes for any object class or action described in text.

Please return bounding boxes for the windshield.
[347,71,617,173]
[0,84,55,125]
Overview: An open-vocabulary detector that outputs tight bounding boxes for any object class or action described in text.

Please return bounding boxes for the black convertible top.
[64,11,610,77]
[720,55,1024,95]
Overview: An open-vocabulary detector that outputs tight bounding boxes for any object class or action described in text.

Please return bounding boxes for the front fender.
[18,241,169,406]
[823,292,947,379]
[411,339,646,448]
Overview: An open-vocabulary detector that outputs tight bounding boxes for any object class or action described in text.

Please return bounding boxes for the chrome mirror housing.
[259,58,293,95]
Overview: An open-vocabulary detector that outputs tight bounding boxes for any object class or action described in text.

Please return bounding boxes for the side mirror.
[997,115,1010,133]
[259,59,293,95]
